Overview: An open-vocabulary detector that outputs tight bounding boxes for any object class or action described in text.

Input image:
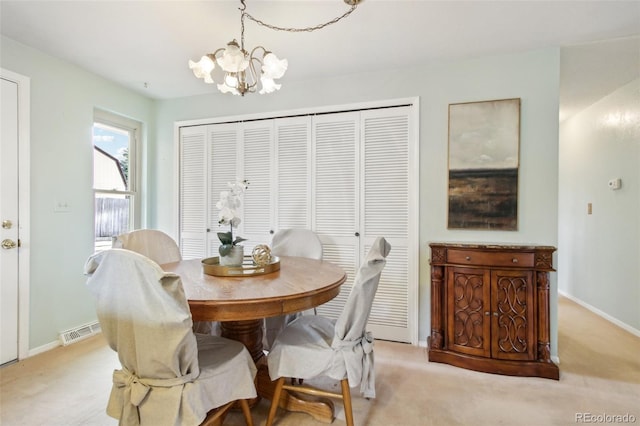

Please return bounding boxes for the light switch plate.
[54,200,70,212]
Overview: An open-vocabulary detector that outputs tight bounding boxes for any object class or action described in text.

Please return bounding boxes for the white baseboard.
[27,340,60,358]
[559,291,640,338]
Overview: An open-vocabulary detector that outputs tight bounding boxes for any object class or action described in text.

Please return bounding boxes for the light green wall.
[154,48,562,352]
[1,35,156,349]
[559,78,640,331]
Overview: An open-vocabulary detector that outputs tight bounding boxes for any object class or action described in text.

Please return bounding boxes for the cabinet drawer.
[447,249,534,268]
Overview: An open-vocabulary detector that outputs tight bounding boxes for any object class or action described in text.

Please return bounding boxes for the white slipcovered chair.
[84,249,257,426]
[265,237,391,426]
[112,229,182,265]
[270,228,323,259]
[263,229,324,350]
[113,229,217,335]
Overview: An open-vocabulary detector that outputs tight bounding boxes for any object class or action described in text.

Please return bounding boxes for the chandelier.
[189,0,360,96]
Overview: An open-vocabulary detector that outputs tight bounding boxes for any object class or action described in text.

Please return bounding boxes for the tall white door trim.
[1,68,31,361]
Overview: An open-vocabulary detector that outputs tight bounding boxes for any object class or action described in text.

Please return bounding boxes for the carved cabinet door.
[446,266,536,362]
[446,267,491,357]
[491,269,536,361]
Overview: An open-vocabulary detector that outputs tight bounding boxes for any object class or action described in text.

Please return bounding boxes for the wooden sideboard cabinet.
[428,243,559,380]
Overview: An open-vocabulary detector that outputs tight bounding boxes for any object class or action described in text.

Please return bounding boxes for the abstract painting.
[448,98,520,230]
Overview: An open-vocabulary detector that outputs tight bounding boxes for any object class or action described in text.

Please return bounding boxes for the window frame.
[93,109,141,247]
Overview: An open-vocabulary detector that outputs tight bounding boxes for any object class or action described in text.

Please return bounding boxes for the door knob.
[2,220,12,229]
[1,239,17,249]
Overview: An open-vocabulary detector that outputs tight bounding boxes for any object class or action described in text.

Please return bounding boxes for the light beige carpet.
[1,296,639,426]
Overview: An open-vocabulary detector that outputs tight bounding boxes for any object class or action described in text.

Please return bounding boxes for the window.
[93,110,140,251]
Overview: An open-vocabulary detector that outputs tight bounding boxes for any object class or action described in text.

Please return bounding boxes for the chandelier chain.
[240,6,246,49]
[242,3,358,34]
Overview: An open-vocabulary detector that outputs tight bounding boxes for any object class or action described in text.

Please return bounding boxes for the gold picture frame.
[447,98,521,230]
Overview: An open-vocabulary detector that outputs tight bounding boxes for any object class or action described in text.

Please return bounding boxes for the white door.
[274,116,312,231]
[179,123,242,259]
[312,111,361,319]
[179,125,208,259]
[241,121,274,251]
[1,77,20,365]
[360,107,414,343]
[208,123,240,256]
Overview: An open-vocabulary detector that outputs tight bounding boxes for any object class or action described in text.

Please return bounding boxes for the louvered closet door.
[207,123,240,256]
[313,112,360,320]
[274,116,312,231]
[177,103,417,343]
[360,107,413,343]
[241,121,273,252]
[179,126,207,259]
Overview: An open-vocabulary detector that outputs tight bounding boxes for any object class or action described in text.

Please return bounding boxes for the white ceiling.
[1,0,639,119]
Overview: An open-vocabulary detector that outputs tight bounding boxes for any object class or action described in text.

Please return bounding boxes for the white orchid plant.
[216,178,249,256]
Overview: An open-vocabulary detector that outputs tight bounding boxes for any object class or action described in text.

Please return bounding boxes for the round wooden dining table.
[161,255,347,423]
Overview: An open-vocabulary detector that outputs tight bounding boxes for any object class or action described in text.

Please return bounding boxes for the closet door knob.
[355,232,360,237]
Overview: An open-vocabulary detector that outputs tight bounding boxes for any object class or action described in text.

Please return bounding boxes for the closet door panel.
[208,124,240,256]
[313,112,359,239]
[315,243,358,319]
[274,116,311,231]
[179,126,207,259]
[362,109,410,238]
[241,121,273,251]
[367,243,410,340]
[360,107,412,342]
[312,112,360,319]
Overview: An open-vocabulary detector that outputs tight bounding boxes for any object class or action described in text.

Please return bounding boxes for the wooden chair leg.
[266,377,286,426]
[340,379,354,426]
[200,401,234,426]
[239,399,253,426]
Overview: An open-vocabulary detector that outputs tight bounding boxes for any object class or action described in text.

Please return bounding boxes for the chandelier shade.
[189,41,287,96]
[189,0,359,97]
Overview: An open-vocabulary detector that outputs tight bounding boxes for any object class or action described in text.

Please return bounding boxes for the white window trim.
[93,109,142,233]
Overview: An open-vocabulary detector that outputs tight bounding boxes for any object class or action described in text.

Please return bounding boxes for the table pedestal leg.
[220,319,335,423]
[220,319,264,362]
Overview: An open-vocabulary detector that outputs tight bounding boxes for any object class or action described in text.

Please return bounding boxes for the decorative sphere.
[252,244,272,266]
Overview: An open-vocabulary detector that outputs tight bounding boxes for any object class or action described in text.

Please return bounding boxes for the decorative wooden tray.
[201,255,280,277]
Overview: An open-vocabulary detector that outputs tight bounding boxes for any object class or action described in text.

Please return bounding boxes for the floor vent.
[59,321,101,346]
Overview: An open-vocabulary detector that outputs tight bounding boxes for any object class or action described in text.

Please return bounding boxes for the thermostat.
[608,178,622,190]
